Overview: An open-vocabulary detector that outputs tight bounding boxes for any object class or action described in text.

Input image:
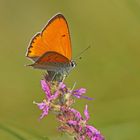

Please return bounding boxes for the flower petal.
[70,108,82,120]
[40,105,49,119]
[68,120,77,125]
[34,100,50,119]
[50,91,59,100]
[41,80,51,98]
[86,125,99,134]
[73,88,86,95]
[86,125,105,140]
[80,95,93,100]
[59,82,66,89]
[84,105,89,121]
[33,101,46,110]
[93,133,105,140]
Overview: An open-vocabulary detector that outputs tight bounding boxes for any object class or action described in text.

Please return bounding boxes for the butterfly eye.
[71,61,76,68]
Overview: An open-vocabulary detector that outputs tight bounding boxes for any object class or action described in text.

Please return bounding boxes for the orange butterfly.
[26,14,75,79]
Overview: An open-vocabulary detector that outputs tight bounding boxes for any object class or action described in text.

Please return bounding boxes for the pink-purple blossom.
[33,75,105,139]
[34,80,60,119]
[34,100,50,119]
[72,88,93,100]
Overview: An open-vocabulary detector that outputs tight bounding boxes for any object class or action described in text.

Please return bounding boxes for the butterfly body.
[26,14,75,80]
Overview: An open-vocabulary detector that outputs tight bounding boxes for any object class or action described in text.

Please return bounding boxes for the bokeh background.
[0,0,140,139]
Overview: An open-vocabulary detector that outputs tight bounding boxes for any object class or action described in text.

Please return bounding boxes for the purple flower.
[86,125,105,140]
[70,108,82,120]
[33,100,50,119]
[41,80,51,97]
[84,104,89,121]
[84,106,104,139]
[33,77,105,139]
[41,80,59,101]
[68,120,77,125]
[73,88,86,96]
[72,88,93,100]
[60,105,104,140]
[59,82,66,89]
[93,134,105,140]
[65,105,89,134]
[34,80,62,119]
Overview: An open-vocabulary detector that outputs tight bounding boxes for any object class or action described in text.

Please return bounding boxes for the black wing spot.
[62,34,66,37]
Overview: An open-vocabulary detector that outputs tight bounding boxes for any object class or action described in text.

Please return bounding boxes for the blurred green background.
[0,0,140,139]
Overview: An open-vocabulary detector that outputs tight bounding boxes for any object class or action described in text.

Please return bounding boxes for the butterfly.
[26,14,76,80]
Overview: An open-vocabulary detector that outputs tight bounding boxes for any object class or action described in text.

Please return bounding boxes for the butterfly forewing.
[26,33,45,61]
[26,14,72,61]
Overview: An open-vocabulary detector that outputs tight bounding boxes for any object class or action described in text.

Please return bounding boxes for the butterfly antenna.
[73,45,91,61]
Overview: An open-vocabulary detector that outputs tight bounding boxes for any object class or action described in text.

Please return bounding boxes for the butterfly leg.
[47,70,67,82]
[51,72,57,81]
[62,74,66,83]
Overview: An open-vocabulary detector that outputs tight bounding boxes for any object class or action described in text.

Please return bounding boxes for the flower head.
[33,74,105,139]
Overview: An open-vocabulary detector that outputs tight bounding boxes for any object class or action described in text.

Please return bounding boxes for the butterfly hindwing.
[35,51,70,64]
[29,52,70,71]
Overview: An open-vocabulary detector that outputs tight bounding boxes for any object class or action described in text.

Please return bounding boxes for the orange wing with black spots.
[26,14,72,62]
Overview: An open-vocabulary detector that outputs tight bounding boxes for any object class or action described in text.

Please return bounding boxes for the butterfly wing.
[26,14,72,62]
[29,51,70,71]
[35,51,70,63]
